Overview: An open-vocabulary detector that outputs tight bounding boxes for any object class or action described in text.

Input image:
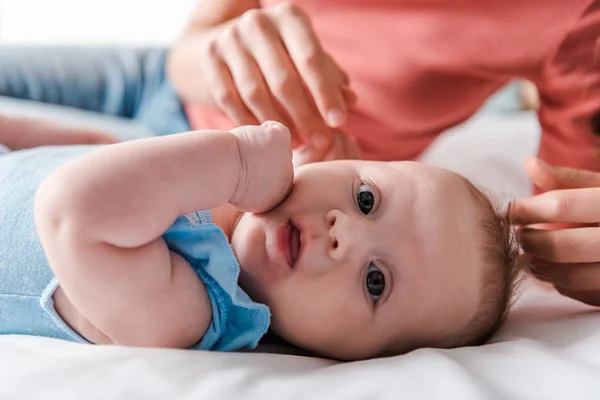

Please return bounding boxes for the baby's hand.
[229,121,294,213]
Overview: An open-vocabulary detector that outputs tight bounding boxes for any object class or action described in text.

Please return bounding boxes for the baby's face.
[231,160,489,360]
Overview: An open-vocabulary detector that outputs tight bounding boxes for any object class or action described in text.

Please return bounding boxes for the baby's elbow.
[111,318,210,350]
[34,172,87,248]
[35,174,66,233]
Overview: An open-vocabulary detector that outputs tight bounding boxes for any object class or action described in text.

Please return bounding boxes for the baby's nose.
[326,210,339,251]
[326,209,357,260]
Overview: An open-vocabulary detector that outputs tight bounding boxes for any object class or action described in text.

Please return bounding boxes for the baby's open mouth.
[289,220,301,268]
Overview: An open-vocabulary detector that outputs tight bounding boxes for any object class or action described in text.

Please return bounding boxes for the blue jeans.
[0,47,190,134]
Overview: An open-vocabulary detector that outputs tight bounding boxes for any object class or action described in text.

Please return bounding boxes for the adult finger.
[321,130,361,161]
[327,52,350,86]
[269,4,347,128]
[237,10,331,152]
[203,44,256,126]
[520,227,600,263]
[525,157,600,191]
[217,26,282,126]
[511,187,600,225]
[555,286,600,307]
[532,260,600,291]
[342,85,358,106]
[270,101,304,148]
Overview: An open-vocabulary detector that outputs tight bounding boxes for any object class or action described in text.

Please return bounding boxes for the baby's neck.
[210,203,243,242]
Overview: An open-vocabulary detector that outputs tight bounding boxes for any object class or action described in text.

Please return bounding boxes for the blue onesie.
[0,145,271,351]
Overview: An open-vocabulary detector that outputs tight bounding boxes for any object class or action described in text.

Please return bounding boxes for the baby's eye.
[357,184,375,215]
[366,264,385,302]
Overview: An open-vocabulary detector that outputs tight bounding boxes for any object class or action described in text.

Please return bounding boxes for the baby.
[0,121,521,360]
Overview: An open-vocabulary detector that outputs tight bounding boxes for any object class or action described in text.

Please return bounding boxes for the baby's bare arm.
[0,115,117,150]
[34,131,243,347]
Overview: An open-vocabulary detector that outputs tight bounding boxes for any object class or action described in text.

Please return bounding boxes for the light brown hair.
[451,186,525,348]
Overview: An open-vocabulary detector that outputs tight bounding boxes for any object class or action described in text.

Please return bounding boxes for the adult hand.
[229,121,294,214]
[200,2,356,155]
[512,156,600,306]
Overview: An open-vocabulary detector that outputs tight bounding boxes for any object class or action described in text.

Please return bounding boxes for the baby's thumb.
[230,121,291,148]
[261,121,291,146]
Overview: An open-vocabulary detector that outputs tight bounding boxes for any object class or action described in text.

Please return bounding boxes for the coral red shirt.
[186,0,600,170]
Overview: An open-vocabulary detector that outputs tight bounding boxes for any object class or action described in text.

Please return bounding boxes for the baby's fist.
[229,122,294,213]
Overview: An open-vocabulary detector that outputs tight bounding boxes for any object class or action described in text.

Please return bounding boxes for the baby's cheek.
[270,299,338,350]
[272,278,357,335]
[234,230,270,293]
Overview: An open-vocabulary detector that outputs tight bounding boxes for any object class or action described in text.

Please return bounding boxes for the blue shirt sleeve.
[162,211,271,351]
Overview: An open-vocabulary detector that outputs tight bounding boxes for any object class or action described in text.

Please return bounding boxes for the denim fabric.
[0,47,190,134]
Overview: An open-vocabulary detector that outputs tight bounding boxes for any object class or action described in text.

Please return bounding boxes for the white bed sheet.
[1,98,600,400]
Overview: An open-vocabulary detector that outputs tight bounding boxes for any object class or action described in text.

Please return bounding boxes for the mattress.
[1,98,599,400]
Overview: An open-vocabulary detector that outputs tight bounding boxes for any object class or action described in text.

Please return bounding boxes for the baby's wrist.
[229,131,249,207]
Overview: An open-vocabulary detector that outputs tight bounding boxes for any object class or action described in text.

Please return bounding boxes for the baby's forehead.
[386,162,477,192]
[379,183,495,354]
[383,161,455,176]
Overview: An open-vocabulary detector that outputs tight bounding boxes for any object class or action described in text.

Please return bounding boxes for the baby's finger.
[262,121,293,155]
[511,188,600,225]
[520,227,600,264]
[532,260,600,291]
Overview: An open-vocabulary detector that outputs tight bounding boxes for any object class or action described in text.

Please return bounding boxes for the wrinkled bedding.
[1,98,598,400]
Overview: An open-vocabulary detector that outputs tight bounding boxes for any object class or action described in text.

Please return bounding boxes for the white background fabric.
[0,0,196,44]
[1,99,599,399]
